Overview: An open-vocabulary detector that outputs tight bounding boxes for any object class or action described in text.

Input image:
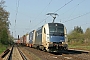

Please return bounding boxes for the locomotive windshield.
[48,23,64,36]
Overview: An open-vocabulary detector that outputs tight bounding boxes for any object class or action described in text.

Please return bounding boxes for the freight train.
[29,23,68,52]
[18,23,68,52]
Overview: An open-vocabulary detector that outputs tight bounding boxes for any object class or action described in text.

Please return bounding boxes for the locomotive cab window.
[49,23,64,36]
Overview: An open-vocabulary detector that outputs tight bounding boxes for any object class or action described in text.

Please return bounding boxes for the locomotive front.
[46,23,68,52]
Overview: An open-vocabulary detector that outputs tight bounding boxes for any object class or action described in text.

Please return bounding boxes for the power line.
[8,0,52,36]
[33,0,52,22]
[26,1,88,29]
[63,12,90,23]
[54,0,73,13]
[60,0,85,16]
[58,0,86,24]
[80,23,90,26]
[29,0,53,31]
[66,0,86,20]
[33,0,73,24]
[7,6,34,19]
[30,16,49,31]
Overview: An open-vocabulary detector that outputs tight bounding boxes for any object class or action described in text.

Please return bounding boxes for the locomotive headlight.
[62,42,67,44]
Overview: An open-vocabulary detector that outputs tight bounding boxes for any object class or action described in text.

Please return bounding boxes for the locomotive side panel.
[29,30,36,47]
[26,34,29,46]
[36,28,42,44]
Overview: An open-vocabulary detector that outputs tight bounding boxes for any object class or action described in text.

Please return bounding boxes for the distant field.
[68,45,90,51]
[0,43,7,54]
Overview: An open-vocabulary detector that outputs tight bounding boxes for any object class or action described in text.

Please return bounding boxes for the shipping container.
[23,35,26,45]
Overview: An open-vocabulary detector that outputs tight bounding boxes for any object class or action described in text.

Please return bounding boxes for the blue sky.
[4,0,90,38]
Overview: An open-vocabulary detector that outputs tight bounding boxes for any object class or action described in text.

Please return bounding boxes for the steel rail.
[7,45,14,60]
[17,47,27,60]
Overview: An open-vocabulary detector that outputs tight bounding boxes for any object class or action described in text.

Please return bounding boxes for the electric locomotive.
[30,23,68,52]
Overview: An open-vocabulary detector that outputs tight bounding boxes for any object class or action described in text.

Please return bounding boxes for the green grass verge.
[0,43,8,54]
[68,45,90,51]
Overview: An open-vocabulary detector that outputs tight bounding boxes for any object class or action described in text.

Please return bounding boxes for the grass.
[68,44,90,51]
[68,41,90,51]
[0,43,8,54]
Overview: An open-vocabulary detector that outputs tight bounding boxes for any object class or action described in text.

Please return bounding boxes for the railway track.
[7,45,13,60]
[17,47,27,60]
[10,46,28,60]
[22,46,90,60]
[1,46,89,60]
[1,45,28,60]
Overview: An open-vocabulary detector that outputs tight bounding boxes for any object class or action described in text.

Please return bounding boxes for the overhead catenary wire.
[44,0,73,23]
[11,0,74,32]
[8,0,50,32]
[8,0,52,35]
[60,0,86,16]
[7,0,52,22]
[62,0,86,22]
[79,23,90,26]
[54,0,73,13]
[8,0,89,37]
[28,0,76,32]
[46,0,74,23]
[62,12,90,23]
[7,6,34,20]
[32,0,73,27]
[29,16,49,31]
[32,0,52,22]
[29,0,53,31]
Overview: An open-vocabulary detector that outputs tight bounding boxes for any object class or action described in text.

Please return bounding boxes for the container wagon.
[22,35,26,46]
[20,37,23,45]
